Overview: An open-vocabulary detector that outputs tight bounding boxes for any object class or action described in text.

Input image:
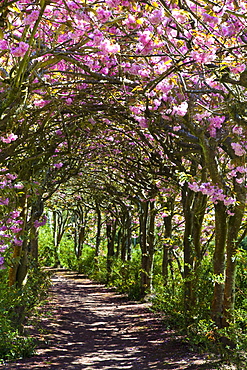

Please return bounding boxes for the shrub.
[0,266,51,363]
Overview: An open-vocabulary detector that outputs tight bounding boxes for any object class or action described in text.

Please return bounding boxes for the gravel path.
[1,270,226,370]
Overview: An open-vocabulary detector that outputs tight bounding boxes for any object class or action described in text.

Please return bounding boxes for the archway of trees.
[1,0,247,362]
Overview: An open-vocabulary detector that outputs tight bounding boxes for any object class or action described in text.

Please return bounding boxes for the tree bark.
[222,181,246,326]
[211,201,227,327]
[140,201,155,297]
[106,219,116,284]
[95,203,101,258]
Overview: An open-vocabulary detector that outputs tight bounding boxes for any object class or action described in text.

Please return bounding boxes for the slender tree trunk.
[211,201,227,327]
[182,185,194,312]
[162,213,172,286]
[95,203,101,258]
[29,226,39,262]
[126,211,132,261]
[120,212,127,262]
[140,201,149,297]
[140,201,155,297]
[106,220,116,284]
[147,200,155,292]
[29,198,44,264]
[53,211,60,268]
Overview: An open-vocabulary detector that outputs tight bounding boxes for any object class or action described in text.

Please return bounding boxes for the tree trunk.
[162,212,173,286]
[29,198,44,264]
[211,201,227,327]
[106,220,116,284]
[95,203,101,258]
[140,201,155,297]
[126,211,132,261]
[182,184,194,312]
[222,181,246,326]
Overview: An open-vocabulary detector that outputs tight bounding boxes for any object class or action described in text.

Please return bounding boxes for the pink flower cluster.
[173,102,188,117]
[99,39,120,54]
[188,182,236,207]
[231,142,246,157]
[0,133,18,143]
[23,10,39,25]
[34,215,47,229]
[11,41,29,57]
[0,170,24,269]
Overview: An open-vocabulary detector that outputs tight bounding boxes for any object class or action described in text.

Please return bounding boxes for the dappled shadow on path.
[2,270,220,370]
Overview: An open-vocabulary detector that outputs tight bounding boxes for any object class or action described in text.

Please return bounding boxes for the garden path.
[1,269,229,370]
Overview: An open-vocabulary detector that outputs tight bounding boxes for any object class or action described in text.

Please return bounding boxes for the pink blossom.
[232,126,243,135]
[173,102,188,116]
[149,9,165,24]
[14,183,24,189]
[5,173,17,180]
[231,142,246,156]
[99,39,120,54]
[236,177,244,184]
[34,215,47,228]
[236,166,247,173]
[96,7,111,21]
[191,50,216,63]
[23,10,39,25]
[138,31,152,45]
[11,42,29,57]
[33,99,51,107]
[13,237,23,246]
[54,162,63,169]
[66,98,73,105]
[9,211,21,219]
[0,245,7,252]
[124,14,136,27]
[202,12,219,27]
[171,9,188,23]
[230,64,246,74]
[0,40,8,50]
[188,182,200,192]
[161,212,168,218]
[224,197,236,206]
[67,1,80,10]
[1,133,18,143]
[10,226,22,233]
[0,198,9,205]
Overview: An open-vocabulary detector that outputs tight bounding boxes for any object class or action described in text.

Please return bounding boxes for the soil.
[1,269,233,370]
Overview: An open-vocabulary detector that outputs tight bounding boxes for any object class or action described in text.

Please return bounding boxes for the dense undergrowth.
[0,266,51,363]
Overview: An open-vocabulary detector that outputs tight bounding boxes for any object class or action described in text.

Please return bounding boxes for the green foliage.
[108,254,142,300]
[0,266,51,363]
[38,225,56,266]
[58,234,77,270]
[151,256,213,328]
